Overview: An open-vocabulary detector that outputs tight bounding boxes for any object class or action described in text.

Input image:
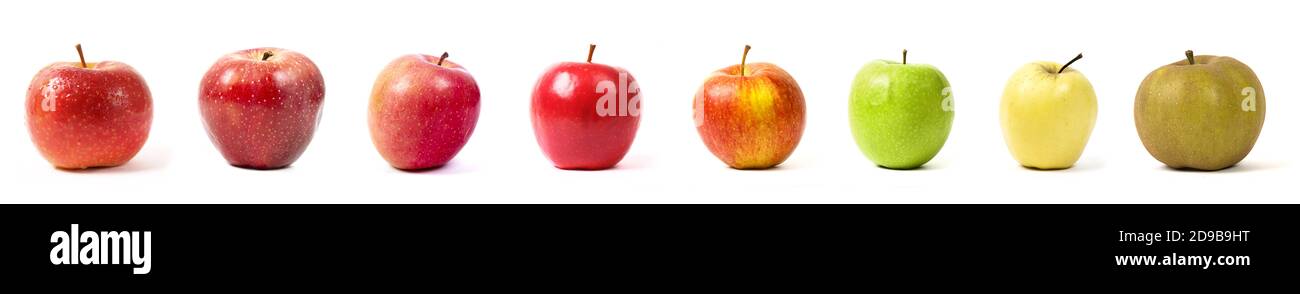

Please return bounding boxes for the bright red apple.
[531,44,641,170]
[199,47,325,170]
[26,44,153,169]
[693,45,805,169]
[369,52,481,170]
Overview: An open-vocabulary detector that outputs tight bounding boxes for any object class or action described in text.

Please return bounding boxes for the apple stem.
[902,49,908,65]
[261,51,274,61]
[75,44,87,68]
[437,52,449,66]
[741,45,752,76]
[587,44,596,63]
[1058,53,1083,74]
[1185,50,1195,65]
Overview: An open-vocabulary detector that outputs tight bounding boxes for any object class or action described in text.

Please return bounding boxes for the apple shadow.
[57,149,171,174]
[1164,161,1284,173]
[547,156,655,172]
[1018,158,1105,173]
[727,164,787,172]
[877,164,930,171]
[1222,161,1285,173]
[603,155,653,171]
[553,165,623,172]
[877,159,948,171]
[230,163,293,171]
[394,161,476,175]
[600,164,639,171]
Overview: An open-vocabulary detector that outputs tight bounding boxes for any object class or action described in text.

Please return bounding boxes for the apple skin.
[369,54,480,170]
[1135,54,1264,171]
[849,59,953,169]
[26,61,153,169]
[693,62,805,169]
[999,60,1097,170]
[199,47,325,170]
[530,60,640,170]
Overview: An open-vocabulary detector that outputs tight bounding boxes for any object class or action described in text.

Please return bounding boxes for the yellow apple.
[999,54,1097,170]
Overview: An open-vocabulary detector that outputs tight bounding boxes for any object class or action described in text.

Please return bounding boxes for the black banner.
[0,205,1288,286]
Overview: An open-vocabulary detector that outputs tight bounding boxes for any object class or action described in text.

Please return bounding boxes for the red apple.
[530,45,641,170]
[693,45,805,169]
[199,47,325,170]
[26,44,153,169]
[369,52,481,170]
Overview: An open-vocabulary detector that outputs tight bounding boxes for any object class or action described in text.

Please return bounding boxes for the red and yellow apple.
[26,44,153,169]
[693,45,805,169]
[370,52,481,170]
[199,47,325,170]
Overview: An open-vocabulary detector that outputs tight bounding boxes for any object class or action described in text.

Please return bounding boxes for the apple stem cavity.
[902,49,908,65]
[75,44,87,68]
[261,51,274,61]
[1185,50,1196,65]
[1058,53,1083,74]
[741,45,752,76]
[587,44,596,63]
[437,52,449,66]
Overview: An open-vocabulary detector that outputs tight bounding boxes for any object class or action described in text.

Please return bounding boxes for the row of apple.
[26,45,1264,171]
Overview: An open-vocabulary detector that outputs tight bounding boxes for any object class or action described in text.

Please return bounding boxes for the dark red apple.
[531,44,641,170]
[369,52,480,170]
[199,47,325,170]
[26,44,153,169]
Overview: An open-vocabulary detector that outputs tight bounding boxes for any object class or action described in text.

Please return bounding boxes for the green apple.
[849,50,954,169]
[999,53,1097,170]
[1135,50,1265,171]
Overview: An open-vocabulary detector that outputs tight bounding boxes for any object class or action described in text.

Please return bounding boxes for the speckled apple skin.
[26,61,153,169]
[199,48,324,170]
[693,62,805,170]
[530,62,640,170]
[1135,55,1265,171]
[369,54,481,170]
[849,60,954,170]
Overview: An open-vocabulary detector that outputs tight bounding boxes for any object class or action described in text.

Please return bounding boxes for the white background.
[1,0,1293,203]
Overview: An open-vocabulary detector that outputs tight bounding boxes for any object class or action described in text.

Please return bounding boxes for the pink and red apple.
[199,47,325,170]
[693,45,805,169]
[531,45,641,170]
[369,52,480,170]
[26,44,153,169]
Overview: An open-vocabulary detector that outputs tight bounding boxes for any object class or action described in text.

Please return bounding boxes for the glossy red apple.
[199,47,325,170]
[531,44,641,170]
[369,52,481,170]
[693,45,805,169]
[26,44,153,169]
